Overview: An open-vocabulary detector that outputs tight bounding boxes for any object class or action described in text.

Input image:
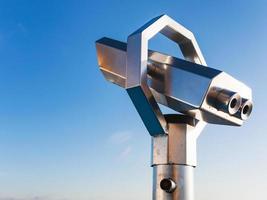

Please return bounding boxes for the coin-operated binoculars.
[95,15,253,200]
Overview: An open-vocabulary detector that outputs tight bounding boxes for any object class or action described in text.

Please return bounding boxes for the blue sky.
[0,0,266,199]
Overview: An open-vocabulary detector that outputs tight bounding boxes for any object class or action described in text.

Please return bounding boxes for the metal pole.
[152,115,197,200]
[153,165,194,200]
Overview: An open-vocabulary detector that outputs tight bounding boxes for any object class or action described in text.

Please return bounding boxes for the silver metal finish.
[207,88,242,115]
[152,115,198,167]
[238,99,253,120]
[151,114,196,200]
[96,38,253,126]
[95,14,253,200]
[125,15,207,135]
[153,165,194,200]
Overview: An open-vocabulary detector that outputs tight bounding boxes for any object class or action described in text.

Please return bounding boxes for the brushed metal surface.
[153,165,194,200]
[152,114,198,167]
[96,38,253,126]
[95,15,253,200]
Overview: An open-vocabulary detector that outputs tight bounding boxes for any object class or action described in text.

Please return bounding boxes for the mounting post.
[152,114,198,200]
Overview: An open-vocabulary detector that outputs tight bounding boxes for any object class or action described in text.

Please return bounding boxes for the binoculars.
[95,15,253,200]
[96,20,252,134]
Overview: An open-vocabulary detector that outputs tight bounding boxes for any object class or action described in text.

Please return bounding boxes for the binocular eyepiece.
[207,88,253,120]
[239,99,253,120]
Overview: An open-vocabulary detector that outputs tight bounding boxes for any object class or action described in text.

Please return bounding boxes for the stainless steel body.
[95,14,253,200]
[96,37,252,126]
[153,165,194,200]
[151,114,198,200]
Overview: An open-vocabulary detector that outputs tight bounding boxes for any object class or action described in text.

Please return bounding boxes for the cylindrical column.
[153,165,194,200]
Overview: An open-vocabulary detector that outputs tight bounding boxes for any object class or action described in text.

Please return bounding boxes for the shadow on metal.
[95,14,253,200]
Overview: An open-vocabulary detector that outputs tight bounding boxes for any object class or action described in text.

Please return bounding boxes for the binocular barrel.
[96,37,253,126]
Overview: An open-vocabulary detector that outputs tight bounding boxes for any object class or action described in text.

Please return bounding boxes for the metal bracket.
[126,15,207,136]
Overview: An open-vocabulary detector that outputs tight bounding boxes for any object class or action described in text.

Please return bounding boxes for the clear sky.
[0,0,266,200]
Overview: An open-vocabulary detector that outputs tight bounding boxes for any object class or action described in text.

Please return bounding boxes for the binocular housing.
[96,37,252,126]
